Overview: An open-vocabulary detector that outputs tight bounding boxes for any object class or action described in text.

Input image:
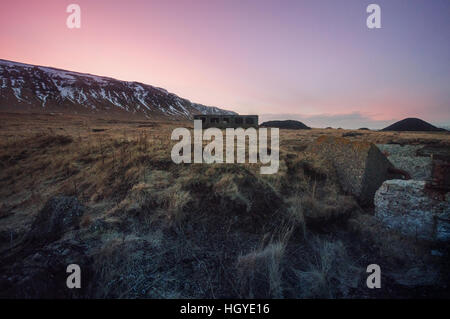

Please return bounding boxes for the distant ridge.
[381,118,446,132]
[260,120,310,130]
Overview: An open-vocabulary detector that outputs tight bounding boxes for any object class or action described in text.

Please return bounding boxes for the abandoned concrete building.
[193,114,259,128]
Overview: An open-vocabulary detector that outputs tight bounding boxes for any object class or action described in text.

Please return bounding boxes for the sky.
[1,0,449,128]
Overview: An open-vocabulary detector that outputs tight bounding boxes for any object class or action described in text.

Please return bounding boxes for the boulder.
[376,144,432,180]
[307,136,398,206]
[374,180,450,242]
[27,196,84,244]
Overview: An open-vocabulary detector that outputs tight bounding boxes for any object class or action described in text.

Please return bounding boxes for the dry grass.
[236,242,286,298]
[292,237,363,298]
[235,227,293,298]
[0,112,448,298]
[90,234,181,298]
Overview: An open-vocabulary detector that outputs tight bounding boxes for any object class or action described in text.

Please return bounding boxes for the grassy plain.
[0,112,449,298]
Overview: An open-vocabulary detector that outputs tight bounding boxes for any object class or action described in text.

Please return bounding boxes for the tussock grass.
[292,237,363,298]
[91,235,181,298]
[236,242,286,298]
[0,113,448,298]
[235,226,293,298]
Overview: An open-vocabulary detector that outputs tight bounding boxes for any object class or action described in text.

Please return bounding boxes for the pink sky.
[1,0,449,128]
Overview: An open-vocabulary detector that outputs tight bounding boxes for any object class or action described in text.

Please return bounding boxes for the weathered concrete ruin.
[193,114,258,129]
[307,136,401,206]
[375,180,450,242]
[376,144,432,180]
[374,143,450,243]
[426,160,450,193]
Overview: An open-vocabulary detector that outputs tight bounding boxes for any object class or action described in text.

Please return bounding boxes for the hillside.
[381,118,446,132]
[0,59,236,119]
[260,120,310,129]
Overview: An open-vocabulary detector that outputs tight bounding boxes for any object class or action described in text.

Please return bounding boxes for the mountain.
[0,59,237,119]
[381,118,447,132]
[260,120,310,129]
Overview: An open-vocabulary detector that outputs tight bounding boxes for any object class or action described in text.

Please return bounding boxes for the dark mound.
[260,120,310,130]
[381,118,446,132]
[342,131,363,137]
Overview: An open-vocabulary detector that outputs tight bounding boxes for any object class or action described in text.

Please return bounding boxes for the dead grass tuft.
[293,237,362,298]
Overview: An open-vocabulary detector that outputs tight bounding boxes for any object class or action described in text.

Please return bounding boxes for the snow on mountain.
[0,59,237,119]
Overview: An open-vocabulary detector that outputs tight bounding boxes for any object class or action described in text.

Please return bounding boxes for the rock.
[307,136,398,206]
[386,155,432,180]
[27,196,84,244]
[374,180,450,242]
[376,144,432,180]
[376,144,423,157]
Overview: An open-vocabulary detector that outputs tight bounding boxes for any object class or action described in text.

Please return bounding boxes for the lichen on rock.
[374,179,450,242]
